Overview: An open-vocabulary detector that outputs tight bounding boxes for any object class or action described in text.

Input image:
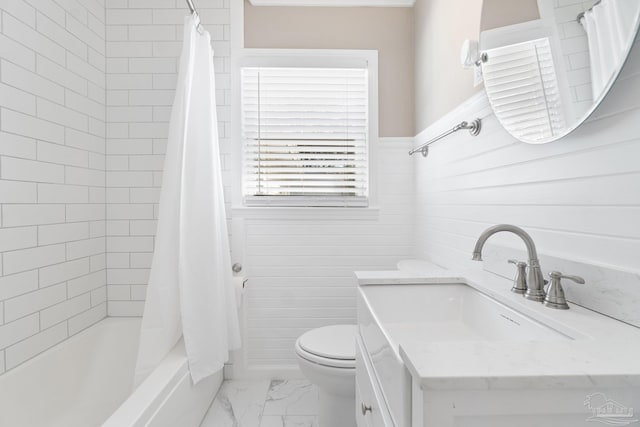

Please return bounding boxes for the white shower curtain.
[134,14,241,385]
[582,0,637,99]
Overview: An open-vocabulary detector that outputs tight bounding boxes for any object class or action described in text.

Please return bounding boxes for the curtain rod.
[577,0,602,23]
[186,0,197,14]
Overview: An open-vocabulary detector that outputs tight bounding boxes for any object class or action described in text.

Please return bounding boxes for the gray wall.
[413,0,484,132]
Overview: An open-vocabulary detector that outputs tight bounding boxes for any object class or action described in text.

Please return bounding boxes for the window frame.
[231,49,379,212]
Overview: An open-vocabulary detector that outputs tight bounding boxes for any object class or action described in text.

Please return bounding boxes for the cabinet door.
[356,336,395,427]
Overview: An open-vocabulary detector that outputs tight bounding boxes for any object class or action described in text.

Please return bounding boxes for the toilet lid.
[297,325,356,361]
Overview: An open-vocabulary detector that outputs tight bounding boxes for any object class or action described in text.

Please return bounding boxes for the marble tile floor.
[200,379,319,427]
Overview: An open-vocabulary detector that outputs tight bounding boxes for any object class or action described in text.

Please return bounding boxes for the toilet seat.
[295,325,356,369]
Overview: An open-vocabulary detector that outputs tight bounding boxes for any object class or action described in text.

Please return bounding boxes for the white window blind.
[483,38,567,142]
[241,66,369,207]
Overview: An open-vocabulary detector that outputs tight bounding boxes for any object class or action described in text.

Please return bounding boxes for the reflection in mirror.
[479,0,640,144]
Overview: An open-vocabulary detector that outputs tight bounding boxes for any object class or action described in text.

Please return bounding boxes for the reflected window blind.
[483,38,566,141]
[241,67,369,207]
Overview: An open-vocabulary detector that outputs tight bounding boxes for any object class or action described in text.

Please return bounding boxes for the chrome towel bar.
[408,118,482,158]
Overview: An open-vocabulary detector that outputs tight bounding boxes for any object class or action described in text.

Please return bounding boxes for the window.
[240,58,372,207]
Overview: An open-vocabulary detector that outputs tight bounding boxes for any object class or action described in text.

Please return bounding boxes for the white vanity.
[353,0,640,422]
[355,261,640,427]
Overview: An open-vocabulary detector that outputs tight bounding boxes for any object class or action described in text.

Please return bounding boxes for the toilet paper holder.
[232,263,246,289]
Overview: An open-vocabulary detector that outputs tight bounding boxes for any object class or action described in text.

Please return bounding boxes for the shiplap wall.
[0,0,106,374]
[238,138,415,373]
[104,0,231,316]
[415,34,640,280]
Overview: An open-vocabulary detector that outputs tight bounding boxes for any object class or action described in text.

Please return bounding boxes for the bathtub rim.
[102,331,222,427]
[102,338,189,426]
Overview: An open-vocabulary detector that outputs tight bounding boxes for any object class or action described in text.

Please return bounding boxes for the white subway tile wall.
[0,0,106,372]
[105,0,230,316]
[553,0,595,117]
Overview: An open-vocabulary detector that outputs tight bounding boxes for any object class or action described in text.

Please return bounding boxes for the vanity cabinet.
[410,382,640,427]
[355,268,640,427]
[357,332,640,427]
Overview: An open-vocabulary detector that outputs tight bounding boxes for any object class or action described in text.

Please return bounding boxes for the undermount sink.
[361,282,570,351]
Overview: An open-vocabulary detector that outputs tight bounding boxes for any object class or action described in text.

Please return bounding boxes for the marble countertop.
[355,261,640,391]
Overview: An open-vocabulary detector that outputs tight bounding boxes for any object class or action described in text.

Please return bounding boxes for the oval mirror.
[479,0,640,144]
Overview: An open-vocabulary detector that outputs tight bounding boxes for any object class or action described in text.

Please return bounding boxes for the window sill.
[231,205,380,221]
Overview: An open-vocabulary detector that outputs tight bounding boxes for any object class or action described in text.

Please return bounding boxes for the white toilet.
[295,324,357,427]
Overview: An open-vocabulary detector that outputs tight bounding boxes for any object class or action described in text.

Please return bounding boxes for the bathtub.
[0,318,222,427]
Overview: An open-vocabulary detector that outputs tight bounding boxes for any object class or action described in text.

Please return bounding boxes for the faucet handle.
[507,259,527,294]
[549,271,585,284]
[543,271,585,310]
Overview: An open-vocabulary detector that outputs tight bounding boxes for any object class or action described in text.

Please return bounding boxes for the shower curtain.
[582,0,637,99]
[134,14,241,385]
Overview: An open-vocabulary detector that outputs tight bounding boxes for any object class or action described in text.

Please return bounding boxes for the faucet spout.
[471,224,546,302]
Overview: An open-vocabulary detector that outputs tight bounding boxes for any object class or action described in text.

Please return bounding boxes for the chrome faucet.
[472,224,546,302]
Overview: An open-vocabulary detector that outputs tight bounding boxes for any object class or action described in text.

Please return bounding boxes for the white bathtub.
[0,318,222,427]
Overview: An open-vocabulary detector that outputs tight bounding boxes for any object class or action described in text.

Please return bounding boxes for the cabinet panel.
[356,335,396,427]
[358,290,412,427]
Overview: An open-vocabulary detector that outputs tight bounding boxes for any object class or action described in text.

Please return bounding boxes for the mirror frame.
[480,2,640,144]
